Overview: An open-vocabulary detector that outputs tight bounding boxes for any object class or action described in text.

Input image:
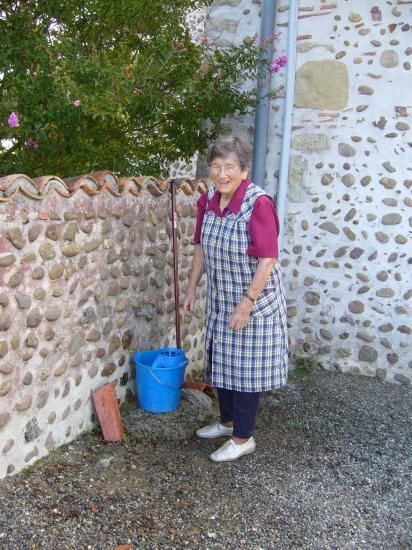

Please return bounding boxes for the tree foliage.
[0,0,263,177]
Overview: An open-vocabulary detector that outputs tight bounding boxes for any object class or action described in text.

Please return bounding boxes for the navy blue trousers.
[217,387,260,439]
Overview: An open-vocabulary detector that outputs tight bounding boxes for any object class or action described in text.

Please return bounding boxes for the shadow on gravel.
[0,370,411,550]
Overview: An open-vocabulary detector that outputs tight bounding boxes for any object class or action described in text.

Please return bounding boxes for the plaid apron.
[201,183,289,392]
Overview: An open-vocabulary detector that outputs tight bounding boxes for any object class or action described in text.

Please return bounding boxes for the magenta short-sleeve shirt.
[193,179,279,258]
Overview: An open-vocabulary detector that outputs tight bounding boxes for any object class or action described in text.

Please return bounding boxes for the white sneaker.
[210,437,256,462]
[196,422,233,439]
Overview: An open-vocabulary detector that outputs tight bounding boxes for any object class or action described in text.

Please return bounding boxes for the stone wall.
[205,0,411,384]
[0,172,206,478]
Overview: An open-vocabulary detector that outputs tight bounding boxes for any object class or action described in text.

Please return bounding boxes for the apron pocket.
[251,291,280,317]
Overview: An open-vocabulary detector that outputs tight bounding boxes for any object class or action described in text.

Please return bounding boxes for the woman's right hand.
[183,288,196,316]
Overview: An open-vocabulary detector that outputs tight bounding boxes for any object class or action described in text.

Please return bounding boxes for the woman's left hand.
[229,298,253,331]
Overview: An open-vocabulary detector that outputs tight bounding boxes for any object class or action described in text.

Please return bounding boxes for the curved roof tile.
[0,171,208,202]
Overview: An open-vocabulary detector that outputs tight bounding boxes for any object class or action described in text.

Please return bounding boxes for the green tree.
[0,0,263,177]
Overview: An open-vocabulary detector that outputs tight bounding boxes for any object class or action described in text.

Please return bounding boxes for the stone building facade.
[204,0,411,384]
[0,173,206,478]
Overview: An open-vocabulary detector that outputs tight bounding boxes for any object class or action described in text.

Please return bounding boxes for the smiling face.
[209,154,249,200]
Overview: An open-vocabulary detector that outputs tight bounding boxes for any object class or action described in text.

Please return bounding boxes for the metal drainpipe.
[276,0,299,251]
[251,0,277,189]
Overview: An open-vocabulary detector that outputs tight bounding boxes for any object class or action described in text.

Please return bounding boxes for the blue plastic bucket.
[133,348,188,413]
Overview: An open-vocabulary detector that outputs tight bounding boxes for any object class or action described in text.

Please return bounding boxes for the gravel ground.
[0,370,411,550]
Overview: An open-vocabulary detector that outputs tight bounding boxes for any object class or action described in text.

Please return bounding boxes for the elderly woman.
[183,135,288,462]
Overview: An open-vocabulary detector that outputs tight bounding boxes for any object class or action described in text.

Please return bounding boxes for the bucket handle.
[148,360,188,393]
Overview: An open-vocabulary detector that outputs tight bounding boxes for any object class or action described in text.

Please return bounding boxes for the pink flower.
[200,36,210,45]
[25,138,39,149]
[73,99,81,107]
[270,54,288,73]
[56,52,63,60]
[8,112,19,128]
[277,55,288,67]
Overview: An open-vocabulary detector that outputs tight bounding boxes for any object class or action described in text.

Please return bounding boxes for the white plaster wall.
[205,0,411,385]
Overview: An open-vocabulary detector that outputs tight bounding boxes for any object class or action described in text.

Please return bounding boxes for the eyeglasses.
[210,163,238,175]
